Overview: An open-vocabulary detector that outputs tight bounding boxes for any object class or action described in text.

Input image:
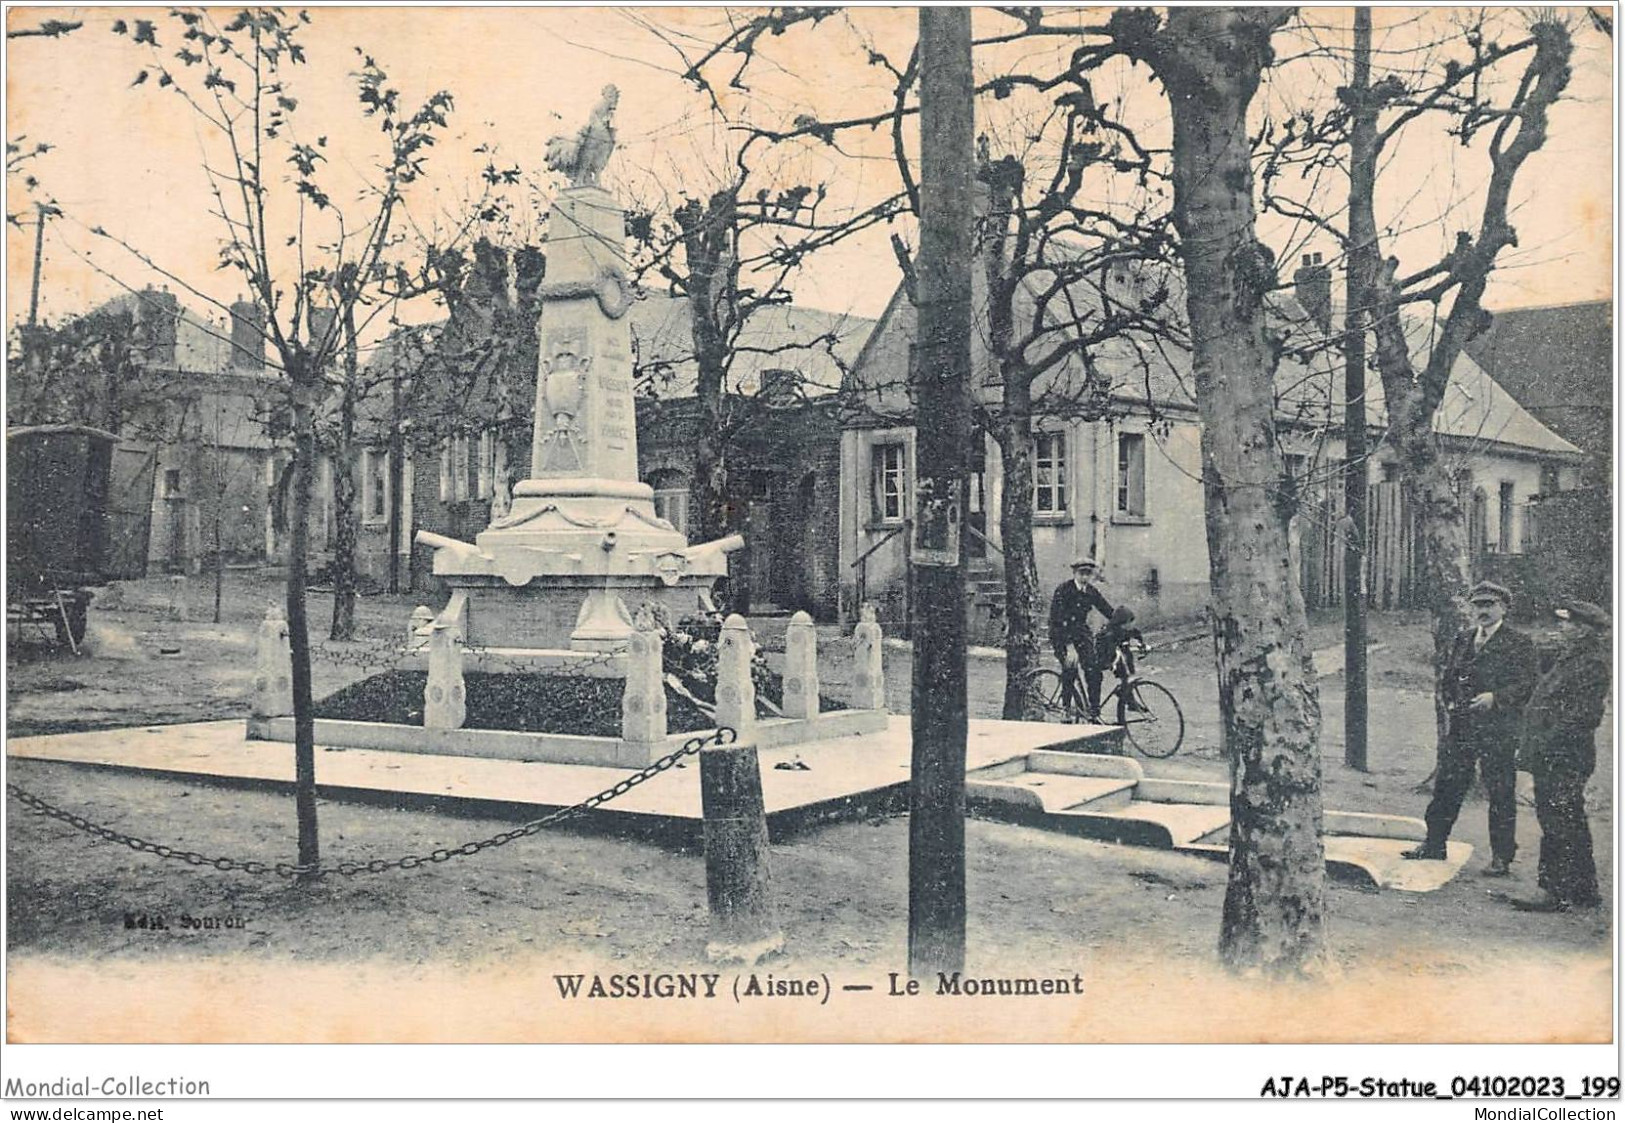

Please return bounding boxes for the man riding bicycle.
[1048,555,1114,718]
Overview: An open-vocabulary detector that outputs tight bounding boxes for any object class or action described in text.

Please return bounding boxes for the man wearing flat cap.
[1049,555,1115,717]
[1512,601,1611,911]
[1404,580,1538,873]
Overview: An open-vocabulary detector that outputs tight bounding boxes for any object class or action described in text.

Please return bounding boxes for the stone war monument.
[417,86,740,654]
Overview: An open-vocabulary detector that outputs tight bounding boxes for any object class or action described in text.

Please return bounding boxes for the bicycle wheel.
[1120,679,1184,758]
[1023,668,1076,722]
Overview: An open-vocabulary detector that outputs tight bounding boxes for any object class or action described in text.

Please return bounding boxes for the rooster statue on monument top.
[545,85,619,188]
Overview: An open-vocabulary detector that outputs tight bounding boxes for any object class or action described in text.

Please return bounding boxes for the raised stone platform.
[6,717,1118,847]
[9,720,1465,889]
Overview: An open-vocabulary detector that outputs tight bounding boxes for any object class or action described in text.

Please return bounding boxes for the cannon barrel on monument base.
[414,529,490,565]
[680,534,745,566]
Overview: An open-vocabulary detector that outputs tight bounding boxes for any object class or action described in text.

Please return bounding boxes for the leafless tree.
[1262,8,1578,743]
[92,7,461,874]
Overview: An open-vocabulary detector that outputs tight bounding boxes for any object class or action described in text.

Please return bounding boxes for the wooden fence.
[1298,480,1424,611]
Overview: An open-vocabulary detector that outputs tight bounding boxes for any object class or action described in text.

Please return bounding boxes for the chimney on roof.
[307,304,338,354]
[761,368,798,405]
[1293,252,1332,334]
[136,285,179,367]
[1105,259,1144,307]
[230,298,265,370]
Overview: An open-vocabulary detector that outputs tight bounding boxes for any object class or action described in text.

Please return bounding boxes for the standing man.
[1513,601,1610,912]
[1404,581,1538,873]
[1049,556,1114,717]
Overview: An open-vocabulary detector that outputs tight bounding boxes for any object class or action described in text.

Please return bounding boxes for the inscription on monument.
[599,374,631,449]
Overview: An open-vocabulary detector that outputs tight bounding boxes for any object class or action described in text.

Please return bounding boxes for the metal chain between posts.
[7,726,736,880]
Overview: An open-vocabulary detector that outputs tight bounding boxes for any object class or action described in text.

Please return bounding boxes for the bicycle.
[1024,639,1185,759]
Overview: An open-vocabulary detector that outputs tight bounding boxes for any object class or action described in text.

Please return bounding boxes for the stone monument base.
[438,574,721,653]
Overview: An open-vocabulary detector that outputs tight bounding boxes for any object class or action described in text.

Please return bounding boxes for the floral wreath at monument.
[638,601,776,711]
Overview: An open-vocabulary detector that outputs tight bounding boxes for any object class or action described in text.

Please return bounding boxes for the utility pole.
[28,202,48,327]
[1343,7,1376,772]
[908,5,973,978]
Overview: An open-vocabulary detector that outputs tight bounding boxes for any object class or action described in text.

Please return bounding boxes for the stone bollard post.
[715,614,757,744]
[168,574,188,622]
[852,603,886,710]
[407,605,434,649]
[621,619,668,745]
[423,623,466,730]
[700,733,784,964]
[252,604,293,718]
[782,610,820,720]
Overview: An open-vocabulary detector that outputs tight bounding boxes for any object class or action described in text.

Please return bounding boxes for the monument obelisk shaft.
[415,84,738,654]
[530,185,638,483]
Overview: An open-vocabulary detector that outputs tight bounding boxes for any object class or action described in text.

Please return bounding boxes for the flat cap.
[1071,555,1100,572]
[1467,581,1512,606]
[1556,600,1610,630]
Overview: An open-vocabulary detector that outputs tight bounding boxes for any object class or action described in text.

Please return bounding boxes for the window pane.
[364,449,388,520]
[1118,433,1146,517]
[1034,431,1066,513]
[873,442,906,522]
[477,431,493,499]
[453,434,470,501]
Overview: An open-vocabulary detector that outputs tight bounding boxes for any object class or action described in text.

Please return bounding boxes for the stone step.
[1089,801,1233,847]
[1323,837,1473,892]
[970,753,1469,892]
[994,772,1137,813]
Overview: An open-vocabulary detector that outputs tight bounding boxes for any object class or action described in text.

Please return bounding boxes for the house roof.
[1461,299,1613,460]
[848,266,1582,459]
[628,292,874,400]
[1276,302,1584,458]
[103,289,236,373]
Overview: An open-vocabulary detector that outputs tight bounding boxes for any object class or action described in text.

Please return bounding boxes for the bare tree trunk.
[212,472,224,624]
[980,164,1045,721]
[676,190,739,548]
[1155,6,1328,976]
[998,405,1042,720]
[1371,292,1477,740]
[329,442,358,638]
[329,302,360,641]
[286,349,320,877]
[908,3,973,978]
[1401,426,1471,743]
[695,418,728,542]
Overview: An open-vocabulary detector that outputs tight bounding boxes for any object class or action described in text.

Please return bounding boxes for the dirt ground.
[4,572,1615,1043]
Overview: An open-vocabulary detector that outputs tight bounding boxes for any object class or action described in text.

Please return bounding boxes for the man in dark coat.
[1512,601,1610,911]
[1403,581,1538,873]
[1049,556,1114,716]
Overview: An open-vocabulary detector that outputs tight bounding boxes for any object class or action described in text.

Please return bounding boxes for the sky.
[4,6,1614,344]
